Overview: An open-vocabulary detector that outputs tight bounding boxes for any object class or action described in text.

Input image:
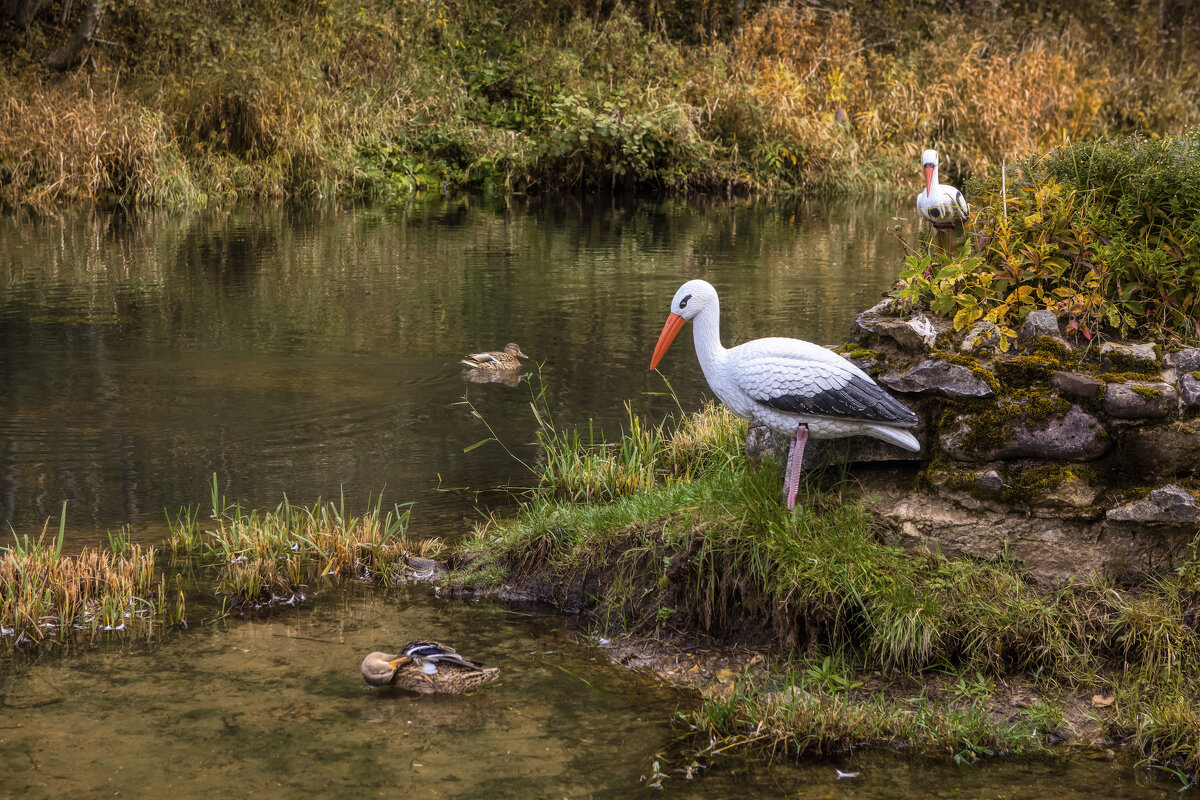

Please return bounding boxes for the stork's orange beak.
[923,164,934,196]
[650,313,686,370]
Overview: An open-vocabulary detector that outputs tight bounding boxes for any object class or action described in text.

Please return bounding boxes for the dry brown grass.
[167,491,412,611]
[1,1,1197,205]
[0,527,168,647]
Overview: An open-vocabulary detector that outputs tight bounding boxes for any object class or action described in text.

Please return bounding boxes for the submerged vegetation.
[167,479,418,611]
[1,1,1199,206]
[459,402,1200,774]
[0,483,421,649]
[892,132,1200,346]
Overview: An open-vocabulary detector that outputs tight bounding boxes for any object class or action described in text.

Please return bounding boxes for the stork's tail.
[864,424,921,452]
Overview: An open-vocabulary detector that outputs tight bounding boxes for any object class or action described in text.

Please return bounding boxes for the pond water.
[0,198,1173,797]
[0,197,909,541]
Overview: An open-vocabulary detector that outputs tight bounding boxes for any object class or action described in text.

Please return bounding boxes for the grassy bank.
[457,403,1200,777]
[1,1,1198,206]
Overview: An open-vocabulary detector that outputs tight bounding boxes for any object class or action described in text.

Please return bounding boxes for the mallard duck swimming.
[461,343,528,371]
[361,641,500,694]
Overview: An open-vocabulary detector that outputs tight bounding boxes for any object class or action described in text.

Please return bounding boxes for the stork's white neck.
[691,301,728,384]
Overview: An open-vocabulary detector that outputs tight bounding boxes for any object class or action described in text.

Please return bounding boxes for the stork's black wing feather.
[763,373,917,424]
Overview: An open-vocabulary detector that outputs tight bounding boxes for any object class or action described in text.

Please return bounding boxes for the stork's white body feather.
[656,280,920,452]
[916,148,970,226]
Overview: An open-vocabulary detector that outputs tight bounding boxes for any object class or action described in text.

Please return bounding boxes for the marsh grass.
[462,401,1200,771]
[689,675,1048,765]
[0,505,179,649]
[166,477,412,611]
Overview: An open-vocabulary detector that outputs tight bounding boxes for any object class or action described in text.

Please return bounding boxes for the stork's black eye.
[679,294,692,309]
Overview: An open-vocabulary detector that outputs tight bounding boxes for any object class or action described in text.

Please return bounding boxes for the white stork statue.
[916,148,970,255]
[650,280,920,510]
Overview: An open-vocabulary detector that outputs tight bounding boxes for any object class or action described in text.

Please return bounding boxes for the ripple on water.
[0,585,1168,799]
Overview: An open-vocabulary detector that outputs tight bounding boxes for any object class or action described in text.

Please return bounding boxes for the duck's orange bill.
[924,164,934,196]
[650,313,686,370]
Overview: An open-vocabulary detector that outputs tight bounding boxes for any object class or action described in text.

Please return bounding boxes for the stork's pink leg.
[786,424,809,510]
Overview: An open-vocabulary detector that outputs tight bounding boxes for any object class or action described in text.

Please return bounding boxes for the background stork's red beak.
[650,313,686,370]
[923,164,934,196]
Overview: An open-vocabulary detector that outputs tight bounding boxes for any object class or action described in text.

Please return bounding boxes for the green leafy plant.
[891,133,1200,345]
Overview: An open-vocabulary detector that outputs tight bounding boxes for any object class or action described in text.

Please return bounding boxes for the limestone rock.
[1039,477,1102,509]
[1051,371,1103,399]
[1018,310,1062,347]
[874,315,938,352]
[1119,422,1200,478]
[1165,348,1200,374]
[941,404,1110,462]
[746,423,783,463]
[1182,374,1200,407]
[1107,485,1200,525]
[1103,381,1178,419]
[960,321,1011,355]
[978,470,1004,494]
[881,360,994,398]
[1100,341,1159,371]
[850,299,896,338]
[873,478,1190,585]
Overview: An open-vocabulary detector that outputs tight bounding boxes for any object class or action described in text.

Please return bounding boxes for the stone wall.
[812,301,1200,584]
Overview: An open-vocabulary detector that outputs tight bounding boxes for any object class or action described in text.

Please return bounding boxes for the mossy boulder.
[1103,381,1178,419]
[881,359,994,398]
[941,403,1110,462]
[1100,341,1161,374]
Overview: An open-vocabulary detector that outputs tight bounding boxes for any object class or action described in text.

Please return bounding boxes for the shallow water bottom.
[0,584,1173,799]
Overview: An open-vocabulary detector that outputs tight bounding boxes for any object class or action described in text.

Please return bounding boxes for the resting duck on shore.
[361,641,500,694]
[461,343,528,370]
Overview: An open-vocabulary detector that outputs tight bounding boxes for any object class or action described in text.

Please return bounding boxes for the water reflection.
[0,197,913,545]
[0,586,682,799]
[0,583,1166,799]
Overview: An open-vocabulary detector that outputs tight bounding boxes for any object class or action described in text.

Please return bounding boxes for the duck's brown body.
[361,641,500,695]
[461,343,528,371]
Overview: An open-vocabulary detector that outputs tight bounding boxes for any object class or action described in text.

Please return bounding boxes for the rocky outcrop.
[1107,485,1200,525]
[832,303,1200,585]
[881,360,994,398]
